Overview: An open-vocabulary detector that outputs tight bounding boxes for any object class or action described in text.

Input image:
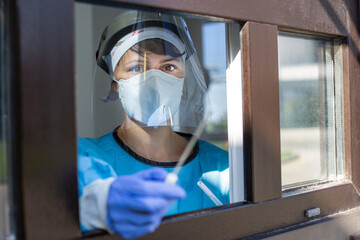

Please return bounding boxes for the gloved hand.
[106,168,186,239]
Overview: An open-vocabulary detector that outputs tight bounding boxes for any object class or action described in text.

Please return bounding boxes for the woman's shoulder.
[78,132,114,152]
[78,131,113,144]
[77,132,122,171]
[77,133,118,195]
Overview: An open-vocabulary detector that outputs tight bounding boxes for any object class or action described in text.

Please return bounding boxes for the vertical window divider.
[226,23,245,203]
[241,22,282,203]
[16,0,80,238]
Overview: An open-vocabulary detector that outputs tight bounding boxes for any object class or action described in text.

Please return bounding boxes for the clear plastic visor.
[91,14,211,163]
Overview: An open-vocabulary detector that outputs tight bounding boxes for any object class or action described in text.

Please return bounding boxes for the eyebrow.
[124,59,144,67]
[160,57,182,63]
[124,57,181,66]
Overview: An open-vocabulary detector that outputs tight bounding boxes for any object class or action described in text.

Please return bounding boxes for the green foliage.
[281,150,299,163]
[0,141,6,181]
[206,114,227,134]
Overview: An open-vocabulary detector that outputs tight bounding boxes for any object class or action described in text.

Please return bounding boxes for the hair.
[129,38,185,58]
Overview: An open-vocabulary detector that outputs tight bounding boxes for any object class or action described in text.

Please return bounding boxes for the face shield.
[92,10,210,146]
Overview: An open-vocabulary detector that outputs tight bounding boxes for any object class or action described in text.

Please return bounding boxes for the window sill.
[78,181,359,240]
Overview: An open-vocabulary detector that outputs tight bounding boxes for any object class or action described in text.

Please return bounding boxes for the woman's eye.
[129,65,144,73]
[164,65,175,72]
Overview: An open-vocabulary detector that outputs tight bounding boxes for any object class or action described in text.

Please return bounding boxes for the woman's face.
[114,48,185,80]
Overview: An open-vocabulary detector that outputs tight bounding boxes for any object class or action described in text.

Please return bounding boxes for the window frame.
[10,0,360,239]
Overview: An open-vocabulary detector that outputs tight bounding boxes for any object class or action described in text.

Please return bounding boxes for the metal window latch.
[304,207,320,218]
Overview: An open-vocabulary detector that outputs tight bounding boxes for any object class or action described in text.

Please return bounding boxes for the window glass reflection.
[202,23,228,151]
[278,33,344,189]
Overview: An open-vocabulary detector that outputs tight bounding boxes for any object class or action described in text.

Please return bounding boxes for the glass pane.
[0,0,15,239]
[278,32,344,189]
[201,23,228,151]
[75,3,242,237]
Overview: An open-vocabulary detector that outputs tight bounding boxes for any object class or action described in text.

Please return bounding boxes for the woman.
[78,10,229,239]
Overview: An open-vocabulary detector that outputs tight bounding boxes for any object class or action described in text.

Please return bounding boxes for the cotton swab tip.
[165,172,178,185]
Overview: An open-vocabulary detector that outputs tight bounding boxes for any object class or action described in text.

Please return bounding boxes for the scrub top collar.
[112,127,199,167]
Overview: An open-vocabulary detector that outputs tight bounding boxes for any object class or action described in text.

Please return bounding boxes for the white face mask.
[117,69,185,127]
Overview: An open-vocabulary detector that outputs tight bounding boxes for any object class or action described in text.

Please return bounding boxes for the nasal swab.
[197,180,223,206]
[165,114,209,184]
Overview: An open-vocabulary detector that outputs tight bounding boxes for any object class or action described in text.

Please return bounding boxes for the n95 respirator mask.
[117,69,185,127]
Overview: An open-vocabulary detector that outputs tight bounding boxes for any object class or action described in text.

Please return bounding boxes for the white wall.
[75,3,126,138]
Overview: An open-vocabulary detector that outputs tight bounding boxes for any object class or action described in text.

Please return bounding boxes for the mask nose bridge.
[128,69,156,88]
[143,59,161,73]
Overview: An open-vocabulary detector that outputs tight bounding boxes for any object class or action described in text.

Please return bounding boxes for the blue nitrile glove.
[106,168,186,239]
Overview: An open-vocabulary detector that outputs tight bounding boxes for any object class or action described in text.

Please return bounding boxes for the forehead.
[120,49,184,63]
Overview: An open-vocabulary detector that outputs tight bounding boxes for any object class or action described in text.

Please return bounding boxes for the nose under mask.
[117,69,185,127]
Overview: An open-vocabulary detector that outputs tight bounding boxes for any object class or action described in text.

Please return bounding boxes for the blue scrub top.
[78,130,229,215]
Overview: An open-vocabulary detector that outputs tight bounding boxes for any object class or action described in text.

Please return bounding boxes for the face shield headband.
[103,27,186,80]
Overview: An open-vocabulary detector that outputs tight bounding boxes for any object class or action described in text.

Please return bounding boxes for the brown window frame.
[9,0,360,239]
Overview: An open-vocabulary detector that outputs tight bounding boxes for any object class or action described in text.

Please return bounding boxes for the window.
[278,32,344,189]
[75,3,244,232]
